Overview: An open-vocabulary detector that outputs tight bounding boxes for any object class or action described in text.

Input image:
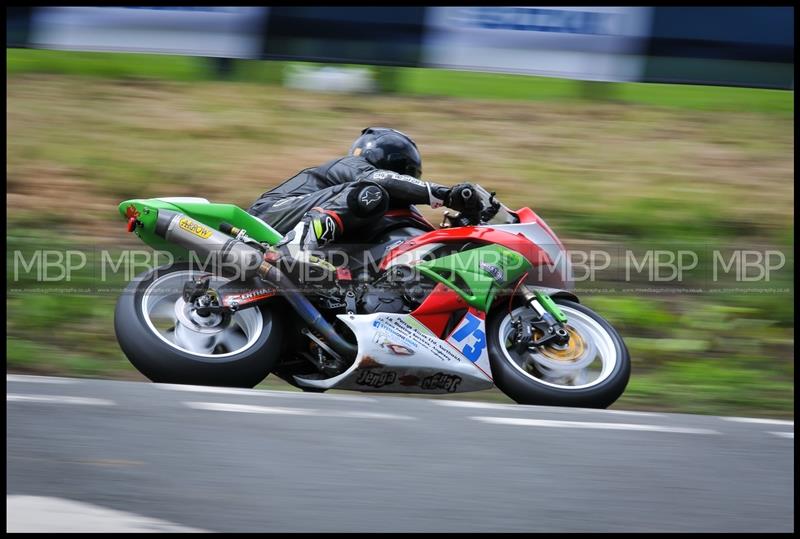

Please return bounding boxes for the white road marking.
[434,400,664,417]
[186,402,318,415]
[471,416,720,434]
[7,394,115,406]
[571,409,665,417]
[721,417,794,426]
[768,432,794,440]
[185,401,414,420]
[6,495,208,533]
[156,383,376,402]
[434,400,532,411]
[7,374,78,384]
[326,411,415,420]
[6,376,792,428]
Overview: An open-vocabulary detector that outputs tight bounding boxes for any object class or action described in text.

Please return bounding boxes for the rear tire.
[114,263,283,388]
[487,299,630,408]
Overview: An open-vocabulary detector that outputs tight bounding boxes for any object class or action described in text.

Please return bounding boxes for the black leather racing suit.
[247,155,452,246]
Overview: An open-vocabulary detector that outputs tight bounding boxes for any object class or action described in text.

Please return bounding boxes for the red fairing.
[380,223,552,270]
[410,283,468,337]
[514,207,564,250]
[514,207,539,224]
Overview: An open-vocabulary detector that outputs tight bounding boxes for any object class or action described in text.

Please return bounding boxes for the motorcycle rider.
[247,127,482,279]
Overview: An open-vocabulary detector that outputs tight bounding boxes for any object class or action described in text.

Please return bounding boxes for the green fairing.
[416,244,532,312]
[118,198,284,260]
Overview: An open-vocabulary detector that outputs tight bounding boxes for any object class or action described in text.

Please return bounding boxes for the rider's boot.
[268,211,341,284]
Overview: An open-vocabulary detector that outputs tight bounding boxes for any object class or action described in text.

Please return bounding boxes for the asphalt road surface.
[6,375,794,532]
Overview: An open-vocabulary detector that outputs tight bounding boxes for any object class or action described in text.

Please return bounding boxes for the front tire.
[488,299,630,408]
[114,263,283,387]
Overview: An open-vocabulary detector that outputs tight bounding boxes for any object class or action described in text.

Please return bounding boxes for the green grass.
[8,48,794,115]
[7,49,210,81]
[613,80,793,115]
[621,360,795,418]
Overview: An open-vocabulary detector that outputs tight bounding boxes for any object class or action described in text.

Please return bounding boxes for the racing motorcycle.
[114,186,630,408]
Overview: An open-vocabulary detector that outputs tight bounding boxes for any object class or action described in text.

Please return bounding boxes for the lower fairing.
[293,312,494,394]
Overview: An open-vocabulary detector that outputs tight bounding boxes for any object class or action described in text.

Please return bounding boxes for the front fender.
[534,286,580,304]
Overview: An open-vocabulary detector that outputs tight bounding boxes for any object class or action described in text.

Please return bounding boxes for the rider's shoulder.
[325,155,375,177]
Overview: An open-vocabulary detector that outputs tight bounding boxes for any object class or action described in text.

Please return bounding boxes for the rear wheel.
[487,299,630,408]
[114,263,283,387]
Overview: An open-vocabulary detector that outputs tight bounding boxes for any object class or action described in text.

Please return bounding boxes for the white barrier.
[30,6,268,58]
[422,7,653,82]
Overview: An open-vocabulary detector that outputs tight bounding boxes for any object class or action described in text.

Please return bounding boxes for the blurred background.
[6,6,794,417]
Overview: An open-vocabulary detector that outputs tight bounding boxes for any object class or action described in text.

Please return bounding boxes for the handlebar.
[441,185,516,228]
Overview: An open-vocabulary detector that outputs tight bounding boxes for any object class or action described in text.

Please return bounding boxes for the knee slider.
[347,181,389,218]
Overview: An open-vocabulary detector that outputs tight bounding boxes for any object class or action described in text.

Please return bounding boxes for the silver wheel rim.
[498,305,618,390]
[142,270,266,359]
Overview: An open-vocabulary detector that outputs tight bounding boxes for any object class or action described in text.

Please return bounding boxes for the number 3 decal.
[450,312,487,362]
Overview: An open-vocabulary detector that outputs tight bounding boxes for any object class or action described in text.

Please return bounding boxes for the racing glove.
[446,182,482,214]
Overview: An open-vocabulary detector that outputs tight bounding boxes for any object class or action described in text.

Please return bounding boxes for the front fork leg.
[512,286,570,353]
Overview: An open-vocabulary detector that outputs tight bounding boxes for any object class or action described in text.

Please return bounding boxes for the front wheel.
[114,263,283,387]
[487,299,630,408]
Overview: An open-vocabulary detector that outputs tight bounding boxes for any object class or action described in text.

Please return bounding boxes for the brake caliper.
[182,275,212,304]
[513,286,570,352]
[182,276,227,317]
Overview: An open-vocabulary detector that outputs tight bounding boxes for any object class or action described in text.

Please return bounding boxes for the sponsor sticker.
[373,330,416,355]
[125,204,140,219]
[421,373,462,393]
[178,218,213,239]
[356,370,397,388]
[479,262,505,283]
[223,288,277,306]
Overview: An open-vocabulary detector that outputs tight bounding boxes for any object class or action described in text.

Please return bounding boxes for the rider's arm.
[326,158,477,213]
[360,169,452,208]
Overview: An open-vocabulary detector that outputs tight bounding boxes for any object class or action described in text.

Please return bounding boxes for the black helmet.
[349,127,422,179]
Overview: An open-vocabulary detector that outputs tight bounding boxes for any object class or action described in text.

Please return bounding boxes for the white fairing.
[294,313,494,393]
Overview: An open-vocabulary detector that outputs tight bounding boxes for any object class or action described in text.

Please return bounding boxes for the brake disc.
[529,326,597,372]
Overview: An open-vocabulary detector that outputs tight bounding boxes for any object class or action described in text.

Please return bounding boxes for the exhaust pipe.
[155,210,357,360]
[258,263,357,360]
[155,210,265,280]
